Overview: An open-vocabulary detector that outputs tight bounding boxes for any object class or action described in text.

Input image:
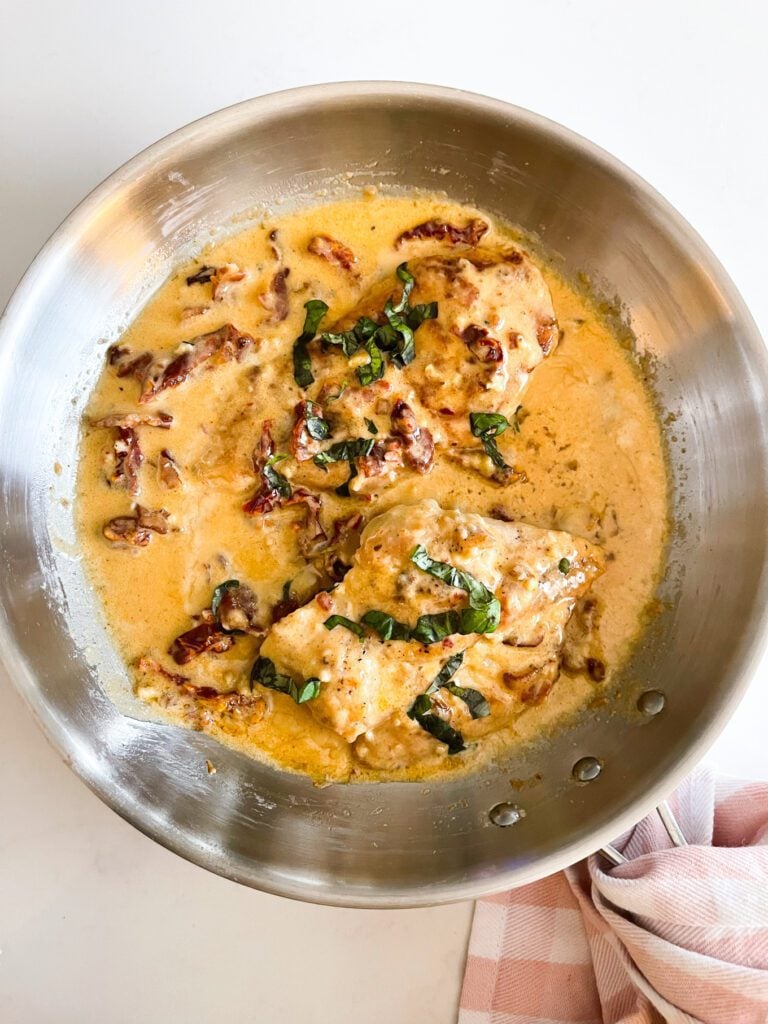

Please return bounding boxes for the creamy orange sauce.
[76,194,668,783]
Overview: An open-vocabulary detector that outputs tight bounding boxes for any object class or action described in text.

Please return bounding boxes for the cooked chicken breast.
[259,499,603,747]
[307,248,558,451]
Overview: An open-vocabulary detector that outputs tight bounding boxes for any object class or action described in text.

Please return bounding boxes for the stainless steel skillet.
[1,82,767,907]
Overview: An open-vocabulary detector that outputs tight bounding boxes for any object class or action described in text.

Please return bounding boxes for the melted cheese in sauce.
[76,194,669,783]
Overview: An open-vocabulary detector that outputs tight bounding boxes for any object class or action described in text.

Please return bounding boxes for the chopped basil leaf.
[382,269,418,366]
[446,682,490,719]
[482,435,509,469]
[422,652,489,717]
[369,322,399,353]
[425,652,465,693]
[558,557,571,574]
[408,651,484,749]
[364,418,378,435]
[318,263,435,381]
[304,400,330,441]
[250,656,290,691]
[293,299,329,388]
[211,579,245,633]
[469,412,512,470]
[302,299,329,337]
[296,679,321,703]
[313,436,375,492]
[406,301,438,329]
[211,578,239,618]
[360,610,412,641]
[324,614,366,641]
[418,714,466,753]
[293,338,314,389]
[411,611,459,645]
[281,579,293,601]
[413,604,502,644]
[409,693,433,718]
[314,437,375,467]
[457,604,500,634]
[266,452,289,466]
[250,656,322,705]
[262,462,292,498]
[410,545,496,607]
[356,316,380,339]
[469,412,510,438]
[324,382,348,402]
[390,318,416,367]
[390,263,415,314]
[321,329,361,358]
[357,336,385,386]
[409,545,501,642]
[406,698,466,755]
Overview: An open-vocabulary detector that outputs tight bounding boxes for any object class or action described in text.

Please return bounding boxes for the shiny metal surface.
[600,801,688,866]
[1,83,767,907]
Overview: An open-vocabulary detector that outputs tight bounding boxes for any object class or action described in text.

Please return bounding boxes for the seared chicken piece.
[195,247,556,504]
[258,499,603,746]
[307,248,558,450]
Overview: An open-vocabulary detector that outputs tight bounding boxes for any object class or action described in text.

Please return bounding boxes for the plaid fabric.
[460,769,768,1024]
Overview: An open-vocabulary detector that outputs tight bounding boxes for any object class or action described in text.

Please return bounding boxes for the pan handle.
[599,799,687,866]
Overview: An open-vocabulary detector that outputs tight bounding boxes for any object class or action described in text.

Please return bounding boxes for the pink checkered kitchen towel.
[459,769,768,1024]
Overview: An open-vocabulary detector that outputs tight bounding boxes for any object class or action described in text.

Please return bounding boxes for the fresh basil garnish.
[407,685,466,754]
[410,545,497,609]
[304,400,330,441]
[357,336,385,386]
[313,437,375,497]
[469,412,509,437]
[427,652,489,720]
[446,682,490,718]
[324,614,366,641]
[390,263,415,313]
[411,611,460,645]
[295,679,322,702]
[408,651,486,752]
[415,715,466,754]
[211,579,239,619]
[364,418,378,435]
[313,437,375,468]
[319,263,436,380]
[293,299,329,388]
[425,651,465,693]
[409,545,501,641]
[321,329,361,358]
[469,411,512,469]
[209,578,246,635]
[250,656,322,704]
[360,610,412,641]
[262,454,292,498]
[410,693,433,718]
[406,301,438,329]
[410,606,497,644]
[324,381,348,402]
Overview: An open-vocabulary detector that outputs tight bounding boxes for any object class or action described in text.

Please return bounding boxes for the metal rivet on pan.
[572,756,602,783]
[489,802,526,827]
[637,689,666,716]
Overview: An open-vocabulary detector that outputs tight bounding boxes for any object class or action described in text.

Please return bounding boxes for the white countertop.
[1,2,767,1021]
